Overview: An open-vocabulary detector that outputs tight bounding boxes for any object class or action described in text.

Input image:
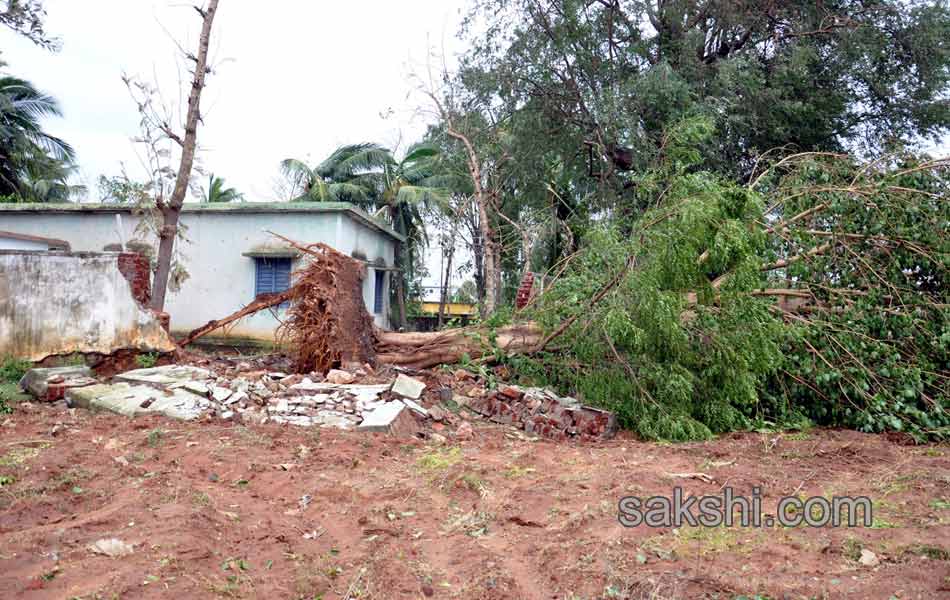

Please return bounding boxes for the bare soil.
[1,403,948,599]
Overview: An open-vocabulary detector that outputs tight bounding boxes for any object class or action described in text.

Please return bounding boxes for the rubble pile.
[18,356,618,441]
[465,385,617,440]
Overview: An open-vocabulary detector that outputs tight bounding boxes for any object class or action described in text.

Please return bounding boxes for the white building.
[0,202,402,344]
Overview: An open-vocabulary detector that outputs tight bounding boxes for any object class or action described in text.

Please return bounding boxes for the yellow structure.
[419,301,477,316]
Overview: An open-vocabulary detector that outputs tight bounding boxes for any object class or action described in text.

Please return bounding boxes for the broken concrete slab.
[211,386,233,403]
[358,400,406,432]
[391,374,426,400]
[325,369,356,384]
[175,380,209,396]
[114,365,213,387]
[358,400,421,436]
[66,383,209,420]
[402,398,429,418]
[19,366,95,401]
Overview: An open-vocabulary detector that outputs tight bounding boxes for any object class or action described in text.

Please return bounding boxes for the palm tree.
[280,143,387,207]
[204,174,243,203]
[286,143,450,326]
[0,70,75,198]
[17,160,86,202]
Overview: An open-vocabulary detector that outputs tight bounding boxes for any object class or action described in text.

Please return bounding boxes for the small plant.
[416,446,462,471]
[0,383,30,414]
[146,428,164,447]
[136,353,158,368]
[0,355,31,383]
[842,537,863,562]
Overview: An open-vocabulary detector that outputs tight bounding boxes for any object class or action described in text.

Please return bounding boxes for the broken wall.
[0,250,175,361]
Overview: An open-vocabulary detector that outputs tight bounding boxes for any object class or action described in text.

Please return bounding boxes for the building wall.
[333,214,395,329]
[0,208,394,340]
[0,250,175,360]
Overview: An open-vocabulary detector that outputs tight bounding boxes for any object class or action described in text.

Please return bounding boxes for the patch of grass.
[416,446,462,472]
[457,472,490,497]
[503,464,537,478]
[136,353,158,369]
[0,382,30,413]
[0,446,42,468]
[49,468,92,491]
[900,544,950,561]
[842,536,863,562]
[192,491,211,507]
[441,508,492,537]
[146,429,165,448]
[0,475,14,486]
[930,498,950,510]
[0,355,31,383]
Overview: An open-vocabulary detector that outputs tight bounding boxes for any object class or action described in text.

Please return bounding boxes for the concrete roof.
[0,201,406,243]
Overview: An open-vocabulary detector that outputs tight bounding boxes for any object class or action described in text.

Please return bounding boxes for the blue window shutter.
[374,270,385,314]
[255,259,274,295]
[255,258,292,306]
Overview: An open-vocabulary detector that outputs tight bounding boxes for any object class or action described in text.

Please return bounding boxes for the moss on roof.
[0,201,405,242]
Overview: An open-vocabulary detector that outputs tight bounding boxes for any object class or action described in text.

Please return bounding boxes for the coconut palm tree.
[0,70,75,198]
[17,160,86,202]
[204,174,243,203]
[279,143,388,207]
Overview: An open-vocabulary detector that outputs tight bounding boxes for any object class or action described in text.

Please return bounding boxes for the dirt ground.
[1,403,948,599]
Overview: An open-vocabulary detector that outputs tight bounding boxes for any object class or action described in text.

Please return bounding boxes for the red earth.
[1,401,948,599]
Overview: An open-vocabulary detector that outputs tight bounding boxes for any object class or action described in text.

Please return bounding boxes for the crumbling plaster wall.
[0,206,398,340]
[0,251,175,361]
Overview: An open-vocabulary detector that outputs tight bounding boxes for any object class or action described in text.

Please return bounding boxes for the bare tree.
[128,1,220,313]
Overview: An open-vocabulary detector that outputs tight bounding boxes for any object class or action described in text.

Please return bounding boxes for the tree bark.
[424,90,498,317]
[375,322,541,370]
[437,225,457,328]
[150,0,219,312]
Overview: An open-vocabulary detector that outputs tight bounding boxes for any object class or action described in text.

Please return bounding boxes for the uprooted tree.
[180,129,947,442]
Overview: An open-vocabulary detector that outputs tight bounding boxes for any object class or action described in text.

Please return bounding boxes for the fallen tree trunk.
[178,290,292,347]
[374,322,542,370]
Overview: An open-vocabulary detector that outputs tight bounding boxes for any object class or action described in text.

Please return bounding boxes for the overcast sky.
[0,0,467,203]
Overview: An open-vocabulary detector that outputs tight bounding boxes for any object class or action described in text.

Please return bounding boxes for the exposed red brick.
[116,252,152,307]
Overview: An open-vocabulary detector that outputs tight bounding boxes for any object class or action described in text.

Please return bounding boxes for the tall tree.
[204,174,242,203]
[456,0,950,200]
[130,0,219,312]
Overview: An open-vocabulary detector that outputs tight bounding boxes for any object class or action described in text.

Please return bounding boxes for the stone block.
[19,366,94,401]
[358,401,420,436]
[391,374,426,400]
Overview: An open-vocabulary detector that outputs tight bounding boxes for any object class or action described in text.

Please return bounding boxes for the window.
[373,269,385,314]
[254,257,292,307]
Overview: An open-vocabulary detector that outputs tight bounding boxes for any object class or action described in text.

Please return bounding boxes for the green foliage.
[97,174,152,204]
[756,153,950,441]
[510,123,947,441]
[204,174,243,203]
[0,355,31,414]
[135,353,158,369]
[0,355,31,383]
[0,64,80,201]
[514,129,785,440]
